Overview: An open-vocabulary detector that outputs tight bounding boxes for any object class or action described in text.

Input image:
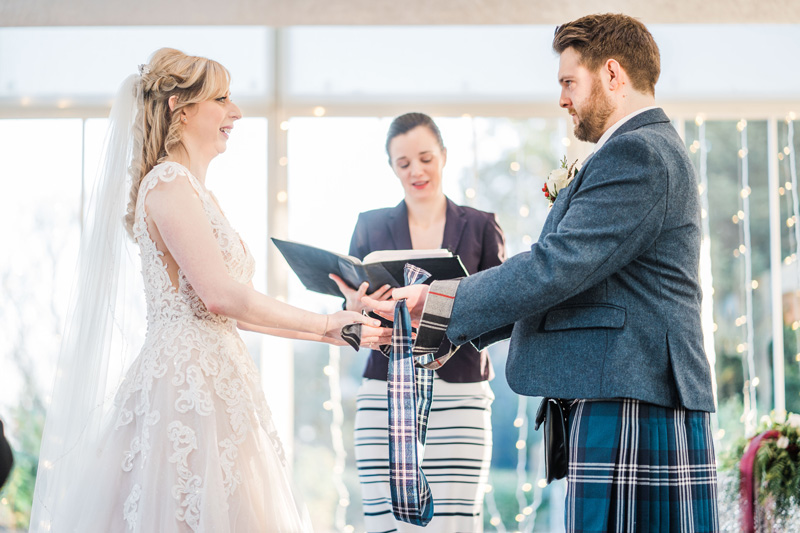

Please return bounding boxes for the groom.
[366,13,719,532]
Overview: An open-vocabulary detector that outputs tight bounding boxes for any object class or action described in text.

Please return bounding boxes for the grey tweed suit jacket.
[446,108,715,412]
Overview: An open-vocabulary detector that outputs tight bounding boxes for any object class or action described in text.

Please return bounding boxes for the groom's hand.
[362,284,430,325]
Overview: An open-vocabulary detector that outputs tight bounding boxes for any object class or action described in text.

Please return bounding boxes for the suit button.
[459,335,467,342]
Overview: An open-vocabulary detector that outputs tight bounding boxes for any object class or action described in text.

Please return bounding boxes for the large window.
[0,119,82,528]
[0,27,272,102]
[2,22,800,533]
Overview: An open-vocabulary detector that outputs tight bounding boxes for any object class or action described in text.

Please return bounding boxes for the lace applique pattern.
[123,483,141,531]
[168,421,202,531]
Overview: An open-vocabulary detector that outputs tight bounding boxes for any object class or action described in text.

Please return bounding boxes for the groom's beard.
[573,78,615,144]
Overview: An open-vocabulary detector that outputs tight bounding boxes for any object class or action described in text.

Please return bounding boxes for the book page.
[362,248,452,264]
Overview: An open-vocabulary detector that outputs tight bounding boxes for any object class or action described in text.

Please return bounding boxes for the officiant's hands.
[329,274,392,313]
[325,310,393,346]
[362,284,430,327]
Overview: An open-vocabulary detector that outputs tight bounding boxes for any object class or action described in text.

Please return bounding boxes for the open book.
[271,238,468,297]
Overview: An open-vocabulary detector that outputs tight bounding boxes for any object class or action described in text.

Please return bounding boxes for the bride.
[29,48,388,532]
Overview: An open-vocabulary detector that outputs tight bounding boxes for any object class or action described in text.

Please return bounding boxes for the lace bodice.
[132,161,256,331]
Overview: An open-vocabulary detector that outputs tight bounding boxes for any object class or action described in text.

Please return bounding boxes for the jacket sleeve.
[447,134,669,345]
[413,211,512,353]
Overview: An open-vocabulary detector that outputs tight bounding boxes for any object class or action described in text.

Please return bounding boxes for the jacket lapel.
[387,198,463,251]
[387,201,413,250]
[441,197,467,253]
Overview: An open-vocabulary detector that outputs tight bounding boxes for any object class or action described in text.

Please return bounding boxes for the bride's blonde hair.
[124,47,230,238]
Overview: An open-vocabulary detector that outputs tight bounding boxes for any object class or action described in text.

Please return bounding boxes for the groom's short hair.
[552,13,660,96]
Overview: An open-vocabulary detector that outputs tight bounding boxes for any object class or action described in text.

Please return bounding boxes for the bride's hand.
[359,324,394,347]
[324,310,392,345]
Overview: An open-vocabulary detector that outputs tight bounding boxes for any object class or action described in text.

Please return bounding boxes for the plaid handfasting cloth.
[389,264,464,526]
[340,264,461,526]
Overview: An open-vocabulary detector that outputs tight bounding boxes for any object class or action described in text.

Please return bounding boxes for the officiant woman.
[329,112,506,532]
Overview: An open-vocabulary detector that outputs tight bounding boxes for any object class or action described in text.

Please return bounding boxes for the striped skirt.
[354,377,494,533]
[567,399,719,533]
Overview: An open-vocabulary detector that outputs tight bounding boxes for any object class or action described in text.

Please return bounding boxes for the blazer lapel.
[441,197,467,253]
[387,201,413,250]
[564,152,594,198]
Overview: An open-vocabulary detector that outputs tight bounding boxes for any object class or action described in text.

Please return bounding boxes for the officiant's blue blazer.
[446,108,715,412]
[349,198,505,383]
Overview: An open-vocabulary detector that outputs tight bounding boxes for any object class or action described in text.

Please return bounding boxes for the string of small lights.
[736,119,759,435]
[784,116,800,393]
[484,389,551,533]
[522,439,546,532]
[323,343,354,533]
[484,487,509,533]
[512,396,533,531]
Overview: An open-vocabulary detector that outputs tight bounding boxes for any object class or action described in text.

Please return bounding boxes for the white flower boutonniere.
[543,156,579,208]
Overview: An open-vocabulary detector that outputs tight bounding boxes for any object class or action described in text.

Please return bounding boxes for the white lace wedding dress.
[60,162,311,532]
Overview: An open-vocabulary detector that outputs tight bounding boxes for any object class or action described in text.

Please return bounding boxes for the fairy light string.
[783,116,800,381]
[323,343,353,533]
[484,488,509,533]
[513,396,530,527]
[522,439,546,532]
[737,119,759,435]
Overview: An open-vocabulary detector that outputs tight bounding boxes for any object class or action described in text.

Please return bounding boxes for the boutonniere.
[542,156,579,208]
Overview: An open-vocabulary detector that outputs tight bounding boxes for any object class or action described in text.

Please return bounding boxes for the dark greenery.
[721,413,800,521]
[0,401,44,530]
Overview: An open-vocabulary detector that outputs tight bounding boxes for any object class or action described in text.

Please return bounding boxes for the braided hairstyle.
[124,48,230,238]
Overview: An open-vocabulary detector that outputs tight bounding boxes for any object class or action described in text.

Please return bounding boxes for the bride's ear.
[168,95,187,124]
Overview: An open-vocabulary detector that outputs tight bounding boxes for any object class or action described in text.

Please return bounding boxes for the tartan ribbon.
[339,264,460,525]
[387,264,435,526]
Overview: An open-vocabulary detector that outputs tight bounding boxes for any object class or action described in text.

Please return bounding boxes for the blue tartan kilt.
[566,399,719,533]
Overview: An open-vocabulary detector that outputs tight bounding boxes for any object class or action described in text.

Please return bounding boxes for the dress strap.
[133,162,209,237]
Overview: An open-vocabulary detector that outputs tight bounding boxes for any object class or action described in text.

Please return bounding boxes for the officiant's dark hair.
[552,13,660,96]
[385,113,445,165]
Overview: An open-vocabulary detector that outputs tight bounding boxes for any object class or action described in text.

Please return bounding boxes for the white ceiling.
[2,0,799,26]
